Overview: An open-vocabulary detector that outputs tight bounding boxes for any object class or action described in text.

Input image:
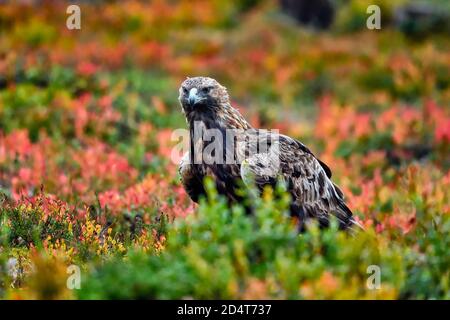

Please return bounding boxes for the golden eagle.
[178,77,362,231]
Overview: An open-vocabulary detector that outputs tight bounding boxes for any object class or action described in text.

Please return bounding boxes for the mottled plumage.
[178,76,362,231]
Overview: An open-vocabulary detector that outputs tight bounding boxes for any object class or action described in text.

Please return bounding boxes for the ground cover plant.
[0,0,449,299]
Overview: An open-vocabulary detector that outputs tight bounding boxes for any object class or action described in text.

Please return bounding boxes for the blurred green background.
[0,0,449,300]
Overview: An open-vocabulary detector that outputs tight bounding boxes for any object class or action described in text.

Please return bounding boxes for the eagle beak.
[188,88,203,106]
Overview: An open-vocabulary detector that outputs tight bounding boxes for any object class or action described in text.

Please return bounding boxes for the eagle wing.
[179,152,206,203]
[179,151,242,204]
[239,132,360,231]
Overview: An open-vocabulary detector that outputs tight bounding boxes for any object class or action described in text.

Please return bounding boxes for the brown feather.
[178,77,361,231]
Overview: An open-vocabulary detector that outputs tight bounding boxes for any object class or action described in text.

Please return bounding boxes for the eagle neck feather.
[186,102,251,131]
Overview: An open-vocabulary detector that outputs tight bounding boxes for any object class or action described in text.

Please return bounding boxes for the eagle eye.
[201,87,211,94]
[182,87,188,94]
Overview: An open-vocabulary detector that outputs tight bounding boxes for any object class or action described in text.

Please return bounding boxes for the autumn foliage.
[0,1,449,299]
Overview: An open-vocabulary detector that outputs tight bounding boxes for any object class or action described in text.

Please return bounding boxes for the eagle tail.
[335,201,365,233]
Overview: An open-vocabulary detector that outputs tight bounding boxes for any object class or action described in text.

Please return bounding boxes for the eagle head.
[178,76,229,114]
